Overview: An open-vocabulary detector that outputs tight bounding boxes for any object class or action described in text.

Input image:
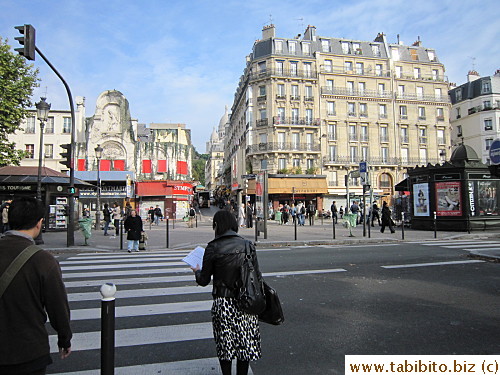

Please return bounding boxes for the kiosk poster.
[436,181,462,216]
[413,183,429,216]
[477,181,499,216]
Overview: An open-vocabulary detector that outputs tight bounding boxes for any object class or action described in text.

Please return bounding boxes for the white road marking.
[63,267,190,279]
[61,261,186,271]
[382,260,485,269]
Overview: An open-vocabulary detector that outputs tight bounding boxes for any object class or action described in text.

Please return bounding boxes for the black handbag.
[235,241,266,315]
[258,281,284,325]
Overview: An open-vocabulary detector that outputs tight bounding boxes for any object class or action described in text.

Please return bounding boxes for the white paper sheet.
[182,246,205,269]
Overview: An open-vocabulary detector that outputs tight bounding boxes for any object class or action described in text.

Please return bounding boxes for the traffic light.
[59,144,72,169]
[14,24,36,61]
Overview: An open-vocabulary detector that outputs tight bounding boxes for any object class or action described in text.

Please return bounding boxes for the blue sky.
[1,0,499,152]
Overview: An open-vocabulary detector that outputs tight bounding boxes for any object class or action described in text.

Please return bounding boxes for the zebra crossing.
[412,239,500,251]
[50,250,345,374]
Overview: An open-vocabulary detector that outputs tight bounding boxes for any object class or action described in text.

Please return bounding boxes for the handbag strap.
[0,244,41,299]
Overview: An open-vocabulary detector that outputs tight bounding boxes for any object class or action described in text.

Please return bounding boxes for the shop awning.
[0,166,92,187]
[268,177,328,194]
[395,177,410,192]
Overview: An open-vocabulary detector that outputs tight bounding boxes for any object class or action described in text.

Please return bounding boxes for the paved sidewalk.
[36,207,500,261]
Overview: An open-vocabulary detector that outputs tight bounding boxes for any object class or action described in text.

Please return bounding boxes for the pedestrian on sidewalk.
[102,203,111,236]
[339,206,344,219]
[238,203,246,228]
[112,202,122,237]
[1,199,11,233]
[380,201,395,234]
[0,197,72,374]
[188,205,196,228]
[246,202,253,229]
[331,201,338,224]
[191,210,262,375]
[124,209,143,252]
[307,201,316,226]
[371,201,381,227]
[154,205,162,225]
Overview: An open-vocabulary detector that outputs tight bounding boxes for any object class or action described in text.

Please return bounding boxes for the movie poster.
[436,181,462,216]
[413,183,429,216]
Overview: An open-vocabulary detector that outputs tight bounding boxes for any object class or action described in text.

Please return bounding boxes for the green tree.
[192,149,209,185]
[0,38,39,166]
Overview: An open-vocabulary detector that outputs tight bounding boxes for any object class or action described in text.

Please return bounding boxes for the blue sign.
[489,139,500,164]
[359,161,367,173]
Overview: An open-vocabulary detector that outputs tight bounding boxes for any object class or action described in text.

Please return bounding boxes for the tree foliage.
[192,149,209,185]
[0,38,39,166]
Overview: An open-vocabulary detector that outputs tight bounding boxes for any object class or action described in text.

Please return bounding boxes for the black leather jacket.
[195,230,262,298]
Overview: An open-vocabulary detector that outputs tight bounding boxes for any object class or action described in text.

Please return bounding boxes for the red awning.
[136,181,172,196]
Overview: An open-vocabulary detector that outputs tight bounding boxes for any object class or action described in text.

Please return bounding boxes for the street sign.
[359,162,367,173]
[489,139,500,164]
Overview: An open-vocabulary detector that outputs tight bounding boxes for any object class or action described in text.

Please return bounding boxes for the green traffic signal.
[14,24,36,61]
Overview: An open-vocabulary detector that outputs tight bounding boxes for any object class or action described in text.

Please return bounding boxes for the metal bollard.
[433,211,437,239]
[254,216,258,243]
[173,213,175,229]
[195,214,198,228]
[119,220,123,250]
[166,218,170,248]
[401,212,405,240]
[100,283,116,375]
[332,216,336,240]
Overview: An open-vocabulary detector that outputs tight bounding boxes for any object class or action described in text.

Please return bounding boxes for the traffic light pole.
[35,46,76,247]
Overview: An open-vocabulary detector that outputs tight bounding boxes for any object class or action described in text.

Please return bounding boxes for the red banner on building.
[177,161,188,175]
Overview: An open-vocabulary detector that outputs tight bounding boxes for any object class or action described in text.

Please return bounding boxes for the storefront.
[245,174,328,212]
[74,171,134,218]
[404,145,500,231]
[135,180,194,220]
[0,166,91,231]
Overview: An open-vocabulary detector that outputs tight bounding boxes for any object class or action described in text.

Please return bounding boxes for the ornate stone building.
[225,25,451,208]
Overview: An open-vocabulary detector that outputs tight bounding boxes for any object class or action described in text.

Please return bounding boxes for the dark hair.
[8,197,45,230]
[213,210,238,236]
[104,203,109,208]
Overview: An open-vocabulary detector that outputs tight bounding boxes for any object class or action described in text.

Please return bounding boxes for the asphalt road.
[47,239,500,374]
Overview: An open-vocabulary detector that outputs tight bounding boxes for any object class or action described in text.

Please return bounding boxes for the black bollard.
[195,214,198,228]
[332,216,336,240]
[119,220,123,250]
[166,218,169,248]
[294,212,298,241]
[401,212,405,240]
[100,283,116,375]
[254,216,258,243]
[173,213,175,229]
[433,211,437,239]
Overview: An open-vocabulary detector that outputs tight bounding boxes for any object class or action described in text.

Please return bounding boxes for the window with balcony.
[379,104,387,119]
[437,129,445,144]
[328,123,337,140]
[395,66,402,78]
[328,171,338,187]
[44,144,53,158]
[380,126,388,142]
[398,85,405,96]
[349,124,357,140]
[485,118,493,131]
[432,69,439,80]
[399,105,408,120]
[276,61,284,75]
[400,127,409,143]
[277,84,285,99]
[259,108,266,120]
[350,146,358,162]
[25,144,34,158]
[292,133,300,149]
[344,61,353,73]
[325,80,334,93]
[26,117,36,133]
[378,83,386,94]
[436,107,444,121]
[416,86,424,99]
[329,145,337,161]
[324,59,332,73]
[290,62,298,76]
[63,118,72,133]
[327,101,336,116]
[435,88,442,100]
[359,103,368,117]
[291,108,299,124]
[259,133,267,144]
[401,148,409,163]
[305,109,313,125]
[360,126,368,142]
[356,62,364,74]
[277,132,286,149]
[347,81,354,94]
[278,158,286,170]
[414,67,421,79]
[419,128,427,144]
[358,82,366,94]
[348,102,356,117]
[291,85,299,100]
[381,147,389,162]
[304,63,312,78]
[305,86,313,101]
[277,107,285,123]
[418,107,426,120]
[375,64,383,76]
[419,147,427,164]
[361,146,369,161]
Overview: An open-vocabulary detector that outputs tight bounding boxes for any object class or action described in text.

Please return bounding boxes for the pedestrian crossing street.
[49,250,345,374]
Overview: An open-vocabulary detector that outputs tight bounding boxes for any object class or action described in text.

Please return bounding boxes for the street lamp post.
[35,97,51,245]
[95,144,103,230]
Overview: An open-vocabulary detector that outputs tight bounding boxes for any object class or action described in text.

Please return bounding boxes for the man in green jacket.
[0,197,72,374]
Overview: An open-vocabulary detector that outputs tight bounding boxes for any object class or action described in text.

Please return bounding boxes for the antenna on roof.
[468,56,476,71]
[269,14,274,25]
[296,17,304,30]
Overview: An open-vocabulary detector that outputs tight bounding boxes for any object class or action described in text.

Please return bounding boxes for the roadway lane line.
[68,285,211,302]
[49,322,213,353]
[264,269,347,276]
[60,257,186,265]
[63,267,191,279]
[50,357,254,375]
[71,300,213,320]
[67,253,188,260]
[61,261,186,271]
[381,260,485,269]
[442,244,500,249]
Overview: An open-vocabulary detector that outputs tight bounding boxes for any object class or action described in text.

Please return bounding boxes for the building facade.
[205,107,228,193]
[226,25,451,208]
[449,70,500,164]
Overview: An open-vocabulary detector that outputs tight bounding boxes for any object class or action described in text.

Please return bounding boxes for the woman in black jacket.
[124,209,143,252]
[191,210,262,375]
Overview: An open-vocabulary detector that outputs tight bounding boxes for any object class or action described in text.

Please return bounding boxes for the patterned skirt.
[211,297,262,361]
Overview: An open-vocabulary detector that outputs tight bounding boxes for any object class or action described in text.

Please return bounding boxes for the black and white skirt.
[211,297,262,361]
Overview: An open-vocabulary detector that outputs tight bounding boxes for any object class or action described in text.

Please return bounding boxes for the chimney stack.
[467,70,480,82]
[262,24,275,40]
